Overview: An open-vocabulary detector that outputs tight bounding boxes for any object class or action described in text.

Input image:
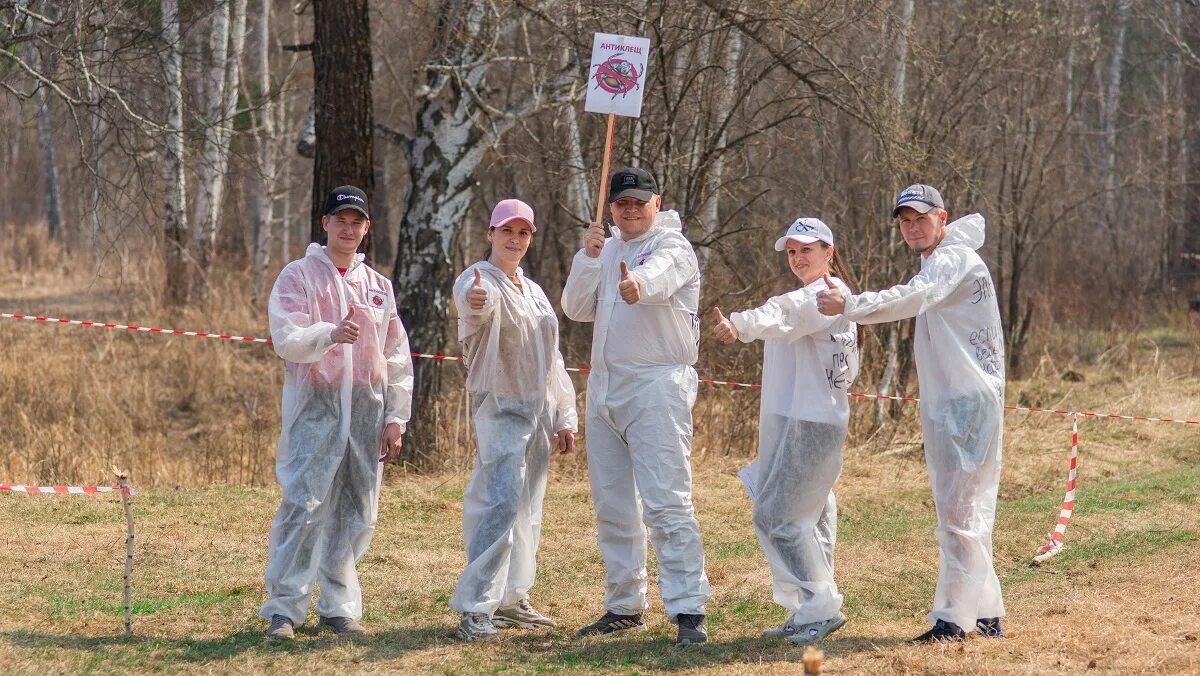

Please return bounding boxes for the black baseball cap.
[608,167,658,203]
[325,185,370,218]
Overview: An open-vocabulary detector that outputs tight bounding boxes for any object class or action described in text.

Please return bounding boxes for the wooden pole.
[592,113,616,225]
[113,466,135,638]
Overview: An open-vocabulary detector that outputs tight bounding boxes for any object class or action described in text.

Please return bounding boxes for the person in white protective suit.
[260,186,414,640]
[448,198,579,642]
[712,217,859,645]
[816,184,1006,643]
[562,167,712,647]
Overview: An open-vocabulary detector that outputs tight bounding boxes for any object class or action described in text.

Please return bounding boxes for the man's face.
[609,194,661,238]
[896,206,947,255]
[322,209,371,257]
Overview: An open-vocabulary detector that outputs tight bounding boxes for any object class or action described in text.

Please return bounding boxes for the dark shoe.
[976,617,1004,638]
[910,619,967,644]
[676,613,708,646]
[577,610,646,636]
[266,614,295,640]
[318,615,366,636]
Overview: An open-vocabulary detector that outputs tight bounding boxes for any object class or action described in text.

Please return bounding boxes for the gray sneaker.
[454,612,499,641]
[266,614,295,640]
[318,615,366,636]
[493,599,556,629]
[762,618,802,639]
[787,612,847,646]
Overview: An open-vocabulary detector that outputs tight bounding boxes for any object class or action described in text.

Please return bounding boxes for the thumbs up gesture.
[331,306,361,344]
[618,260,641,304]
[468,268,488,310]
[815,273,846,316]
[713,307,738,345]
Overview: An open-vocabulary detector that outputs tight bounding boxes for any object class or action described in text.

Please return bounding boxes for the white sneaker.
[787,612,847,646]
[492,599,556,629]
[454,612,499,641]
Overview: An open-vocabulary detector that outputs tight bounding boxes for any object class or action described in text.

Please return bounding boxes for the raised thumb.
[344,306,355,321]
[620,261,629,279]
[473,268,482,287]
[713,307,726,322]
[823,273,835,289]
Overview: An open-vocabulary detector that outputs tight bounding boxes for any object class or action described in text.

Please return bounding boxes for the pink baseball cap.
[489,199,537,232]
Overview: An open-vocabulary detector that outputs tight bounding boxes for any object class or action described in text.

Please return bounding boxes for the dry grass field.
[1,247,1199,673]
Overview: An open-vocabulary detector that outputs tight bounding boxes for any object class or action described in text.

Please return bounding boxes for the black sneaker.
[976,617,1004,638]
[676,613,708,646]
[910,619,967,644]
[578,610,646,636]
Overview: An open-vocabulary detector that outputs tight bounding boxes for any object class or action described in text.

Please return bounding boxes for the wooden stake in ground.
[802,645,825,674]
[583,32,651,224]
[112,465,135,638]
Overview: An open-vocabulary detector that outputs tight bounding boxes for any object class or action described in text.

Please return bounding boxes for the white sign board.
[584,32,651,118]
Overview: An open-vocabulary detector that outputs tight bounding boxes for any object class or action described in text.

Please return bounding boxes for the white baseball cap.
[774,217,834,251]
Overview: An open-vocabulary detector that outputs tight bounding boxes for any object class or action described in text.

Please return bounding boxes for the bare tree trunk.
[161,0,188,307]
[191,0,248,301]
[876,0,914,428]
[309,0,374,253]
[19,0,62,241]
[251,0,276,304]
[565,98,592,224]
[1101,0,1129,232]
[697,28,743,267]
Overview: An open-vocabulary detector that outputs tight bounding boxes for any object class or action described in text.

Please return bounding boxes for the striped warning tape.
[6,311,1200,425]
[0,484,137,497]
[1032,415,1079,564]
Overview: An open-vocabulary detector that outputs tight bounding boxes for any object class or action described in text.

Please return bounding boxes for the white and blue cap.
[893,183,944,217]
[774,217,834,252]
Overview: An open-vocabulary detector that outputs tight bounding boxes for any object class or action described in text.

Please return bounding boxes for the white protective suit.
[449,262,578,615]
[730,276,859,625]
[260,243,414,625]
[840,213,1005,630]
[561,209,712,620]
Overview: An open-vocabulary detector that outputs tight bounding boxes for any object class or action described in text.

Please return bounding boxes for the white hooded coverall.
[260,243,414,625]
[730,276,859,625]
[561,210,712,620]
[449,262,578,615]
[840,214,1005,630]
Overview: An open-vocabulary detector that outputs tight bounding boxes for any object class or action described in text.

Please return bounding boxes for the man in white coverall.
[260,185,414,640]
[816,184,1005,643]
[562,167,712,646]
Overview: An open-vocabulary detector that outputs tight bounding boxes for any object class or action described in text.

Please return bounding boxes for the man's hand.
[816,274,846,316]
[556,429,575,454]
[713,307,738,345]
[331,306,361,344]
[468,268,488,310]
[618,261,641,304]
[583,222,606,258]
[379,423,404,463]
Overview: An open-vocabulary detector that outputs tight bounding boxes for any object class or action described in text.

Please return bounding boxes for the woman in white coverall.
[449,199,578,642]
[713,217,859,645]
[817,184,1005,643]
[261,186,413,639]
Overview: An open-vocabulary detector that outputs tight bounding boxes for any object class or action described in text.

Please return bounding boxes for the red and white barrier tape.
[0,312,270,343]
[0,483,137,497]
[6,311,1200,425]
[1032,415,1079,564]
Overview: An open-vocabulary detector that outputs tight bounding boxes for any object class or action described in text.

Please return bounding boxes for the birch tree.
[162,0,188,307]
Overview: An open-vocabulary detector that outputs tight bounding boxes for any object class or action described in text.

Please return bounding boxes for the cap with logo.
[325,185,370,219]
[774,217,835,252]
[489,198,537,232]
[892,184,944,218]
[608,167,659,203]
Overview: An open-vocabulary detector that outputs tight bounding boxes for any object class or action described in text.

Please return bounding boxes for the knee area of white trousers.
[753,509,812,541]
